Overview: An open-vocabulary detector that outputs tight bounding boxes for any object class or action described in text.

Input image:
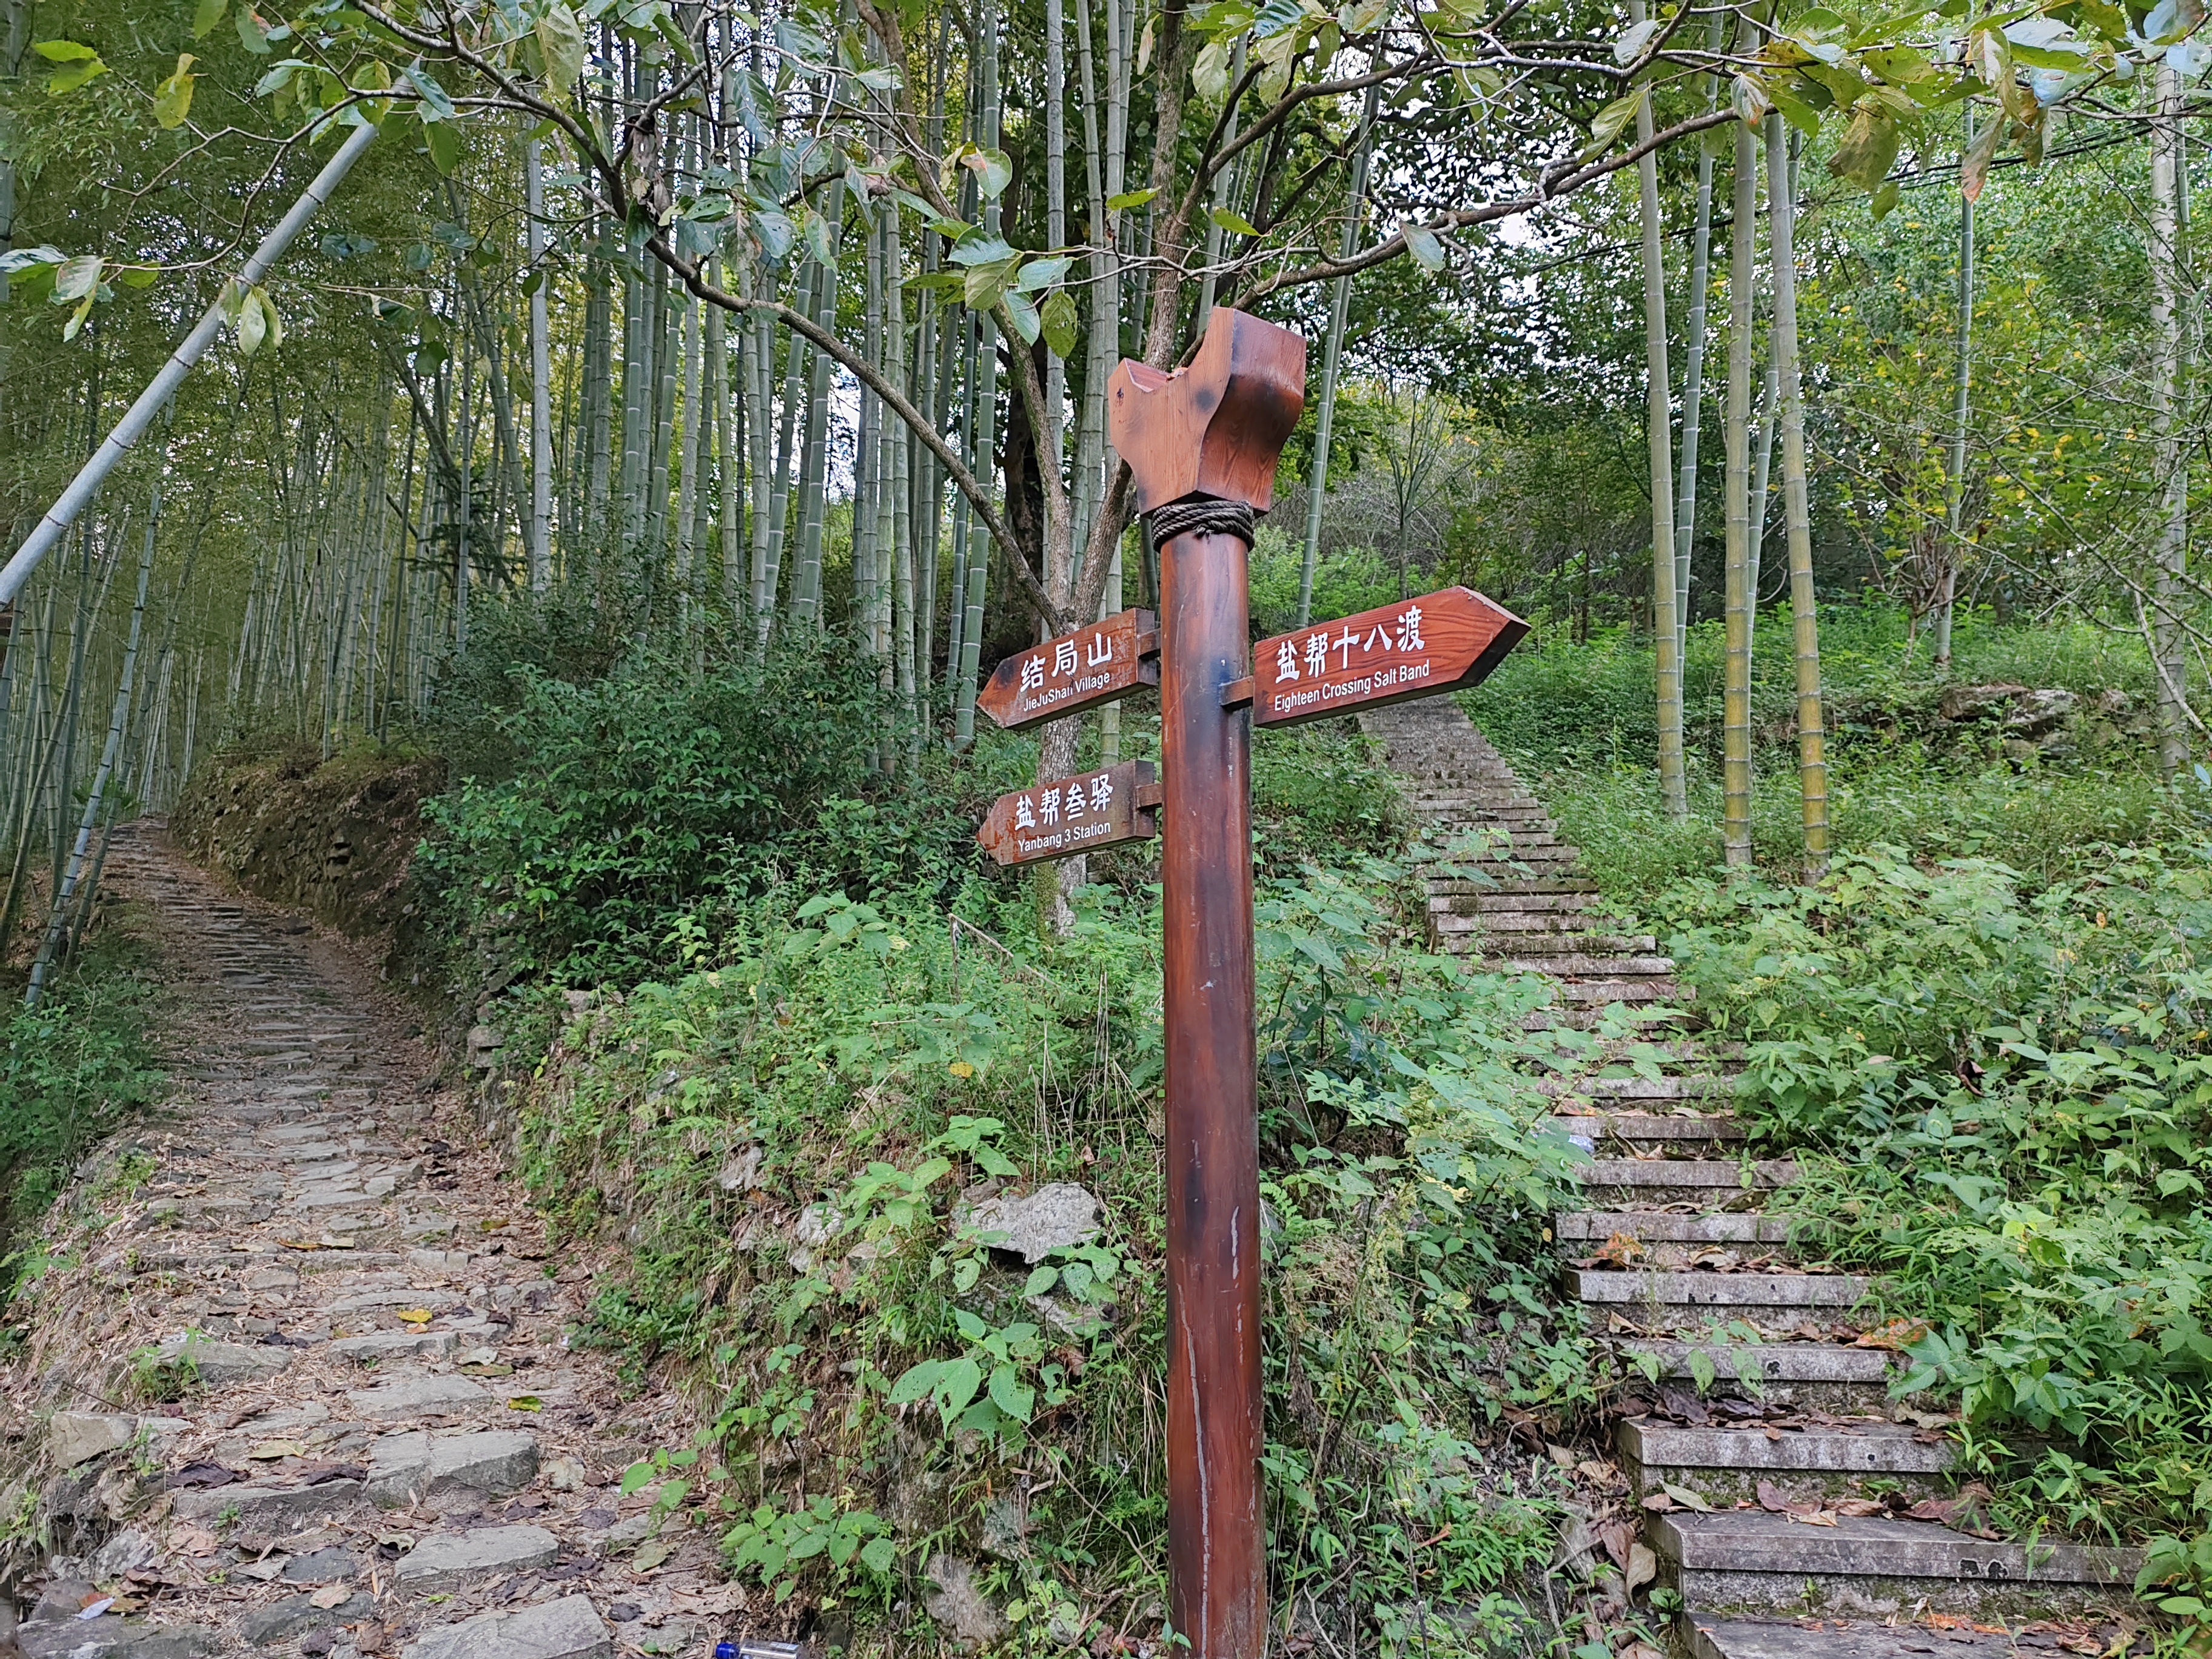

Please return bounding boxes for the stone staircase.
[1356,699,2145,1657]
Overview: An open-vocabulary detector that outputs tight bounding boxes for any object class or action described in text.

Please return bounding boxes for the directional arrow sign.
[976,761,1159,867]
[977,608,1159,732]
[1243,586,1527,728]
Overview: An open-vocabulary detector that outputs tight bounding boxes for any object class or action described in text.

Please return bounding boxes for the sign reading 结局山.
[974,761,1159,868]
[977,609,1159,732]
[1248,586,1527,728]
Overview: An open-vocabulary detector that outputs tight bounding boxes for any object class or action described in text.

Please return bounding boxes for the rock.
[49,1413,144,1470]
[600,1513,657,1549]
[980,1496,1028,1559]
[466,1027,503,1070]
[241,1593,377,1647]
[346,1375,491,1422]
[1937,683,2028,722]
[155,1333,290,1390]
[279,1548,361,1583]
[86,1528,158,1581]
[394,1524,559,1590]
[401,1594,612,1659]
[175,1478,364,1525]
[330,1329,458,1365]
[540,1458,583,1493]
[794,1205,839,1248]
[960,1184,1101,1264]
[21,1618,220,1659]
[2006,686,2077,736]
[922,1555,1007,1649]
[716,1147,762,1192]
[366,1429,540,1509]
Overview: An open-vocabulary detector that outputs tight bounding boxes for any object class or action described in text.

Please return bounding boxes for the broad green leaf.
[38,41,108,94]
[962,147,1012,201]
[1612,17,1658,64]
[1014,254,1073,291]
[1209,205,1261,237]
[236,293,267,354]
[1959,106,2002,201]
[1253,0,1310,36]
[987,1362,1035,1423]
[62,293,93,340]
[858,1537,896,1574]
[1022,1265,1059,1296]
[1687,1348,1718,1393]
[1401,222,1444,270]
[1105,187,1158,212]
[1338,0,1389,28]
[254,287,283,350]
[1002,289,1041,346]
[1827,102,1899,191]
[1584,86,1645,154]
[1870,179,1902,219]
[933,1355,983,1418]
[1040,288,1079,359]
[52,255,102,304]
[423,116,461,175]
[887,1359,940,1406]
[1194,41,1233,101]
[404,63,457,120]
[537,5,586,99]
[235,7,269,54]
[192,0,228,36]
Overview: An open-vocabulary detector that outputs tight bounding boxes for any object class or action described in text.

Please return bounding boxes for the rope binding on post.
[1143,497,1258,554]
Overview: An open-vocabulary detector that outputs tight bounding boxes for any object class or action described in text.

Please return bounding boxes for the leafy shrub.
[1661,845,2212,1550]
[1252,720,1412,860]
[0,942,163,1284]
[414,632,962,988]
[514,857,1599,1646]
[1248,525,1406,637]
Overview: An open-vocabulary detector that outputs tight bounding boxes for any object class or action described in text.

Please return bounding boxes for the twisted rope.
[1142,497,1258,554]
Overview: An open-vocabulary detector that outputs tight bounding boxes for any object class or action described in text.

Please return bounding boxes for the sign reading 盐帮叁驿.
[974,761,1159,868]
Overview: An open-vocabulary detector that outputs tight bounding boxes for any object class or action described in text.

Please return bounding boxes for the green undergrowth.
[1641,845,2212,1635]
[506,856,1669,1651]
[0,937,165,1296]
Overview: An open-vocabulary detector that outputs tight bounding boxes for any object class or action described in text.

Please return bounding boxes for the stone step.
[1621,1418,1956,1504]
[401,1594,614,1659]
[1559,1211,1793,1246]
[395,1524,560,1590]
[1551,978,1684,1007]
[1580,1160,1794,1205]
[1498,954,1679,979]
[1552,1113,1747,1149]
[1620,1340,1899,1408]
[1687,1617,2071,1658]
[1540,1073,1735,1102]
[1573,1267,1869,1310]
[1651,1511,2141,1620]
[1433,877,1601,899]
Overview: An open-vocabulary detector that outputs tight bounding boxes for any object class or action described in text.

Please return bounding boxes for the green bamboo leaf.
[1209,205,1261,238]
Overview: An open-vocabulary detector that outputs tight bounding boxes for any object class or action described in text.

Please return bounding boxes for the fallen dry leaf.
[396,1309,433,1325]
[1756,1480,1788,1513]
[309,1584,350,1609]
[1624,1542,1657,1595]
[1853,1318,1928,1351]
[1661,1484,1713,1513]
[632,1539,674,1572]
[247,1439,306,1460]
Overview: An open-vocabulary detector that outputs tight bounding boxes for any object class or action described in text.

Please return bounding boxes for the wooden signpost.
[1238,587,1528,727]
[971,308,1526,1655]
[976,608,1159,731]
[974,761,1160,867]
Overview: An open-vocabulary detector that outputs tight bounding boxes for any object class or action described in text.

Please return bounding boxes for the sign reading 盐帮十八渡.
[1248,587,1527,728]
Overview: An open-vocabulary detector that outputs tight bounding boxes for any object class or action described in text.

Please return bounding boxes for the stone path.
[1358,699,2148,1659]
[1,825,776,1659]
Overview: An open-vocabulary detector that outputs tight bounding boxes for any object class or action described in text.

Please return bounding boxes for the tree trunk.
[1767,113,1828,878]
[1721,121,1757,870]
[525,139,555,589]
[1634,5,1687,823]
[1932,109,1976,674]
[2150,63,2190,775]
[1298,84,1379,629]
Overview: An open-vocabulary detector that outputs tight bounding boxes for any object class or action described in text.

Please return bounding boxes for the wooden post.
[1108,309,1304,1656]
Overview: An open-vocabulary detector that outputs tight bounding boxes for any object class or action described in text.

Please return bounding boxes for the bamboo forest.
[1,0,2210,1651]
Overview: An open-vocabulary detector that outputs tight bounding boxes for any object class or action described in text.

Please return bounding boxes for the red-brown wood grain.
[973,761,1158,867]
[1107,310,1307,515]
[976,608,1159,733]
[1249,586,1528,727]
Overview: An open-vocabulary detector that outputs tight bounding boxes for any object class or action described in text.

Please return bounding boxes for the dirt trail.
[2,824,763,1659]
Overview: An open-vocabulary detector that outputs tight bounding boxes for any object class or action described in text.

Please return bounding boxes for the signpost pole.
[1109,310,1306,1656]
